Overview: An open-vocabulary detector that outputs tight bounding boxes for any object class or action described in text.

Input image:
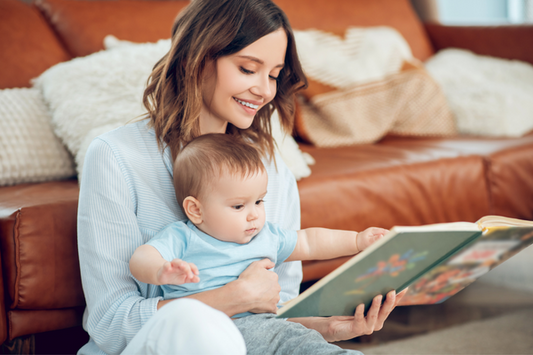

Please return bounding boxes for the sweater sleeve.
[77,137,162,355]
[266,154,303,302]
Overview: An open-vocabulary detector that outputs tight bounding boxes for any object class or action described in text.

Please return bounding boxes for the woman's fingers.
[364,294,382,333]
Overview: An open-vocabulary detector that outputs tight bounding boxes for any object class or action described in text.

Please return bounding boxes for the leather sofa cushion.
[7,307,85,341]
[0,0,71,89]
[36,0,434,61]
[0,180,83,311]
[298,141,491,231]
[378,134,533,222]
[489,141,533,220]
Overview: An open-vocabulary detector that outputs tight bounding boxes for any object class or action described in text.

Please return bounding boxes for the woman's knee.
[157,299,246,354]
[161,298,227,326]
[125,299,245,355]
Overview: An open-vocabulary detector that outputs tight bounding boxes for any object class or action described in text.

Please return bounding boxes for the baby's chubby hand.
[356,227,388,252]
[157,259,200,285]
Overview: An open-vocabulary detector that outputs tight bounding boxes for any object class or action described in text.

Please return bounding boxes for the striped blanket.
[293,27,457,147]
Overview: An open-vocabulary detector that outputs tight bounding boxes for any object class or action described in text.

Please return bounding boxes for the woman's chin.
[232,120,254,130]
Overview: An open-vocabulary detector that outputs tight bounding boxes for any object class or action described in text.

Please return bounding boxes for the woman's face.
[199,28,288,134]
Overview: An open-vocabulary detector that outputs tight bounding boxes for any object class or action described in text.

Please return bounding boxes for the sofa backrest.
[275,0,434,61]
[35,0,190,58]
[0,0,71,89]
[1,0,435,89]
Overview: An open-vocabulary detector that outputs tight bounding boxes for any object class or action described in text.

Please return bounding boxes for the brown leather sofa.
[1,0,533,353]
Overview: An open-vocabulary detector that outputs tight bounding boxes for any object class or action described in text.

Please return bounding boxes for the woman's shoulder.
[96,119,154,149]
[83,118,171,182]
[87,119,162,161]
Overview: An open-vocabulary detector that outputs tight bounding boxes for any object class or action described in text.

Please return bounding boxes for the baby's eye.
[255,199,264,205]
[232,204,244,210]
[240,67,254,75]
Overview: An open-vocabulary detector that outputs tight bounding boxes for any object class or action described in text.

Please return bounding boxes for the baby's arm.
[129,245,200,285]
[286,227,387,262]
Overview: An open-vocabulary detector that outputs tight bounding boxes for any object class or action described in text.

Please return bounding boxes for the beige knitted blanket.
[293,27,456,147]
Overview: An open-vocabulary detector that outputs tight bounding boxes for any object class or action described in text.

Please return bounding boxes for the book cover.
[277,217,533,318]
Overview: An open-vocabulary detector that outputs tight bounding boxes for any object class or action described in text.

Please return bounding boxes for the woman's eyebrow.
[237,55,284,68]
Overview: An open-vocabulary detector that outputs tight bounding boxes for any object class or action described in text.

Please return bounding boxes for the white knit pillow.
[34,36,313,180]
[0,88,75,186]
[425,49,533,137]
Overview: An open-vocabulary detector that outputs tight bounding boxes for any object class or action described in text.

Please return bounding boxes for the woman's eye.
[269,75,279,81]
[240,67,254,75]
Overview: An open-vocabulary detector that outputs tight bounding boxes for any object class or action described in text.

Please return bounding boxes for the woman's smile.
[234,97,260,115]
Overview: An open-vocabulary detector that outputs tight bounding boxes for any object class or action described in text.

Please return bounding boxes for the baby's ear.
[183,196,203,224]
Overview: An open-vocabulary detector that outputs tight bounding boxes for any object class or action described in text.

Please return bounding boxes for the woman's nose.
[251,74,274,99]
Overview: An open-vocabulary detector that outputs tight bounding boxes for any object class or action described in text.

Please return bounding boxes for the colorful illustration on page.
[343,249,428,296]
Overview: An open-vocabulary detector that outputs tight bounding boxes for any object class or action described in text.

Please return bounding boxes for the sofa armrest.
[424,23,533,65]
[0,252,7,344]
[0,180,84,340]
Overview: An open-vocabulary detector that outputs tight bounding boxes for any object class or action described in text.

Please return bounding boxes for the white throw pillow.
[0,88,75,186]
[33,35,313,180]
[425,48,533,137]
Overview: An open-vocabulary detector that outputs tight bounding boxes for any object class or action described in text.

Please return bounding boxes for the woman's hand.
[161,258,280,315]
[289,289,407,342]
[235,258,281,314]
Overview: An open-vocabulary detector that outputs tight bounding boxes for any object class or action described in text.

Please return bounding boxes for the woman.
[77,0,404,354]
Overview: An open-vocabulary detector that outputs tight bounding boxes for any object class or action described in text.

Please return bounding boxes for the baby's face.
[198,169,268,244]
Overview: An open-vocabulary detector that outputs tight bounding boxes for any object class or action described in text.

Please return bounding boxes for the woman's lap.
[121,298,246,355]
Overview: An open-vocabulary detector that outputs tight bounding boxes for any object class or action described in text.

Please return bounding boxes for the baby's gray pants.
[233,313,364,355]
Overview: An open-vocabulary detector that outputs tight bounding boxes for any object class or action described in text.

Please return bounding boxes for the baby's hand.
[157,259,200,285]
[357,227,388,252]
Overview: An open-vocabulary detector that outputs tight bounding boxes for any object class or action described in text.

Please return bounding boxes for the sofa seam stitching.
[11,210,21,312]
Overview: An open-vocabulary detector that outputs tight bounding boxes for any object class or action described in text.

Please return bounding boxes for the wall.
[411,0,532,24]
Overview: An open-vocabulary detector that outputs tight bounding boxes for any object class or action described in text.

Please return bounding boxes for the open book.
[277,216,533,318]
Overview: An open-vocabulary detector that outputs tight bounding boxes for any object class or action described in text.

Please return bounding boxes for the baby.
[129,133,387,354]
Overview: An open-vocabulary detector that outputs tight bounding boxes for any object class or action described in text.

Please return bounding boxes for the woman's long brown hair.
[143,0,307,161]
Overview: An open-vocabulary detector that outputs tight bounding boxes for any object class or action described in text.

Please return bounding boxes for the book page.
[400,221,533,305]
[392,222,479,233]
[477,215,533,229]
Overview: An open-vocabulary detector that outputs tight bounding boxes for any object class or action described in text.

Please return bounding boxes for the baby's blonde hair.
[173,133,266,207]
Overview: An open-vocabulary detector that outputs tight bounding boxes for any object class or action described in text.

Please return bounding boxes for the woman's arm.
[78,138,158,354]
